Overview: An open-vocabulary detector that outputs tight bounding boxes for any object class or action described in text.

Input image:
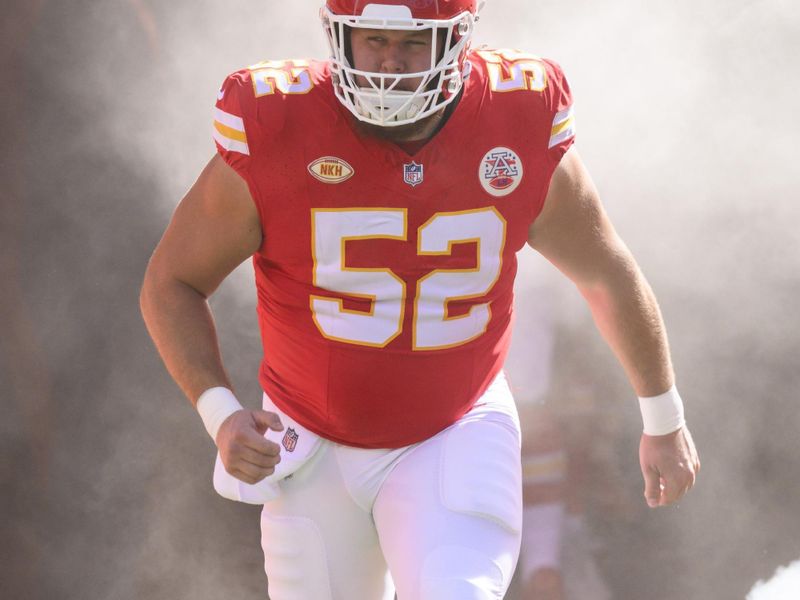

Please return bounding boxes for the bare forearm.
[578,255,674,397]
[140,275,232,405]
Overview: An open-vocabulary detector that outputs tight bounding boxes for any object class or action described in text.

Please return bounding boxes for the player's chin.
[354,111,438,142]
[356,119,417,139]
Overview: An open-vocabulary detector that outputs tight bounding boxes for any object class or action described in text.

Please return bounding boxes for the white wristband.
[638,385,686,436]
[196,387,243,441]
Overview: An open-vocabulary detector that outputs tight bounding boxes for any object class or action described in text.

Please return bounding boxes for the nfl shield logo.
[403,161,424,187]
[282,428,299,452]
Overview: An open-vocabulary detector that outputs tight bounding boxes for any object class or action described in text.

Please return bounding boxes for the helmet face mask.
[321,2,480,127]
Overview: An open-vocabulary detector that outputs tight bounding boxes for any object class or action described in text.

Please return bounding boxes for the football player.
[140,1,700,598]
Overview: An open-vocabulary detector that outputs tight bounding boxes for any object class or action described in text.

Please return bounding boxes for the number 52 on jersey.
[310,207,507,351]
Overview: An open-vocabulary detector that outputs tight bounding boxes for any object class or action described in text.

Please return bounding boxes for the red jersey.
[213,49,575,448]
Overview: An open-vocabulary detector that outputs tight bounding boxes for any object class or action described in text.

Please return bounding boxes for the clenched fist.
[639,426,700,508]
[216,409,284,484]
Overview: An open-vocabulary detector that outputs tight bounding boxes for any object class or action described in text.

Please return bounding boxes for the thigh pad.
[440,419,522,534]
[260,512,333,600]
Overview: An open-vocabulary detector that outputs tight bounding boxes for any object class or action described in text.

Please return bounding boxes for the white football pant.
[259,372,523,600]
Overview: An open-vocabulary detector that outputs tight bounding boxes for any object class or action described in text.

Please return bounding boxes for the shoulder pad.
[471,49,575,159]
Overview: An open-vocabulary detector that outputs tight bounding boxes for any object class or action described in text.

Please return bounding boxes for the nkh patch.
[282,428,299,452]
[479,146,523,197]
[403,161,424,187]
[307,156,354,184]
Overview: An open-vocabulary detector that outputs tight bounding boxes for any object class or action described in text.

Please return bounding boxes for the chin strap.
[354,88,428,125]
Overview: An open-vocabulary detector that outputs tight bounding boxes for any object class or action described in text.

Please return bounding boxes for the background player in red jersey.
[140,1,700,598]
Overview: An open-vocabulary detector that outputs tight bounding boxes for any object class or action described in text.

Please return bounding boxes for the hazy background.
[2,1,799,598]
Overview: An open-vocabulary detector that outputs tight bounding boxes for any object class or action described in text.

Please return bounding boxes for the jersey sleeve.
[541,58,575,164]
[212,70,258,180]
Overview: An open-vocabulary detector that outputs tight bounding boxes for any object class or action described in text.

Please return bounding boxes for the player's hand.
[216,409,284,485]
[639,426,700,508]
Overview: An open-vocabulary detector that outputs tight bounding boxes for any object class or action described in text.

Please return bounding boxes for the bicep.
[527,149,631,288]
[146,154,262,297]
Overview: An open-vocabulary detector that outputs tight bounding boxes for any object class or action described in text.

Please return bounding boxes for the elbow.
[139,258,208,324]
[139,261,159,324]
[576,278,614,316]
[139,255,174,323]
[574,251,643,309]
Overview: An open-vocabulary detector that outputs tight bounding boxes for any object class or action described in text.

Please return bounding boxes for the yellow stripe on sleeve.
[550,116,574,138]
[548,106,576,149]
[214,120,248,144]
[212,106,250,155]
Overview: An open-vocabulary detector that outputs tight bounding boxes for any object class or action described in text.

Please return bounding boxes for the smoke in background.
[1,1,798,599]
[748,560,800,600]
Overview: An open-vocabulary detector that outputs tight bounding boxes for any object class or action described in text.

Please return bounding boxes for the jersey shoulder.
[468,48,572,110]
[213,59,334,164]
[467,48,575,157]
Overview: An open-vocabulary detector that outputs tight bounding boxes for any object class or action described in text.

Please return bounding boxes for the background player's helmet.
[321,0,484,127]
